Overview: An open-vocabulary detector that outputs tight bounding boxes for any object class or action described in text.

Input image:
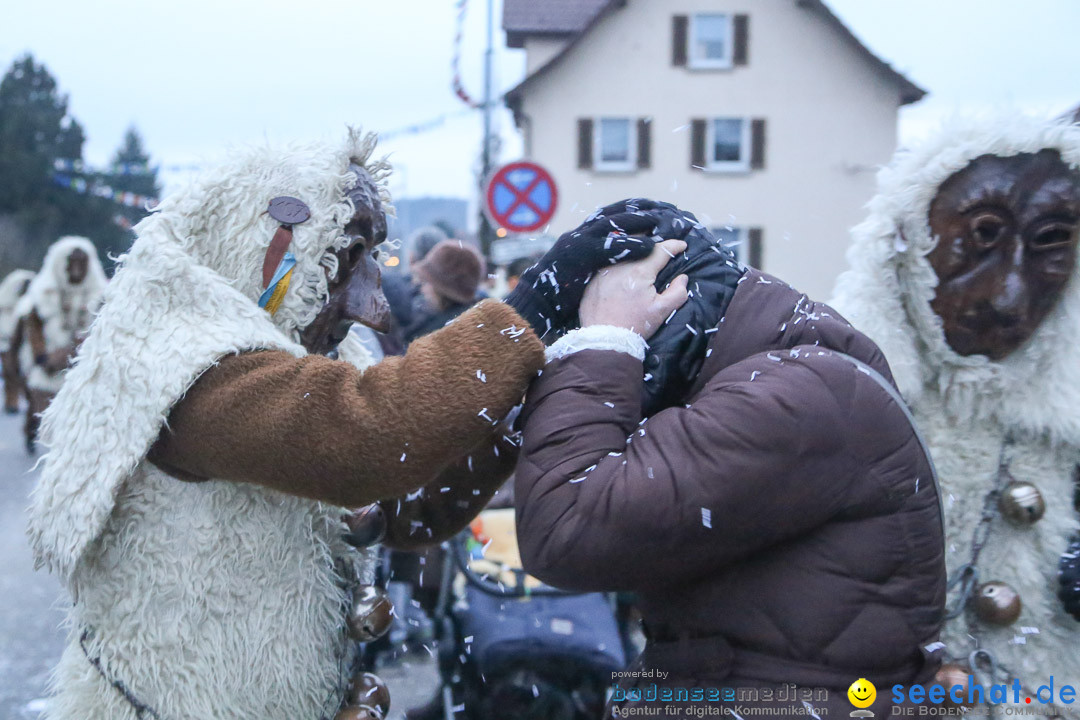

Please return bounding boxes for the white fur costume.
[27,130,389,720]
[14,237,107,393]
[0,269,36,351]
[831,117,1080,690]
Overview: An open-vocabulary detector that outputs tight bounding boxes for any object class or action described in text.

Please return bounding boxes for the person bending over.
[514,200,946,719]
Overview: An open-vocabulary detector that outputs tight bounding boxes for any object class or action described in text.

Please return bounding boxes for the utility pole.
[477,0,496,260]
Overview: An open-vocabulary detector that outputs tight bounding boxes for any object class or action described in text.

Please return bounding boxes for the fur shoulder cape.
[27,129,391,583]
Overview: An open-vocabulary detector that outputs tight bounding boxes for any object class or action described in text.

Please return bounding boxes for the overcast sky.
[4,0,1079,214]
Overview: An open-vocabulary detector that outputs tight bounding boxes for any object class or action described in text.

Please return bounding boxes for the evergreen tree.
[101,126,159,254]
[0,54,125,271]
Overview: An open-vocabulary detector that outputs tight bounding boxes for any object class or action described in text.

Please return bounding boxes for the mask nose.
[345,254,391,333]
[987,238,1029,324]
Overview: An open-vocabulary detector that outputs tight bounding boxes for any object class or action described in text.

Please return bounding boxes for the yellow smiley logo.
[848,678,877,708]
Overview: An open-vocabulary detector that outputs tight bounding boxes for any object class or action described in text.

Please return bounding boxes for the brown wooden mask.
[298,164,390,356]
[926,150,1080,360]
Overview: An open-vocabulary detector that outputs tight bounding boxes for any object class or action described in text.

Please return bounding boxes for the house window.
[707,118,751,171]
[690,14,733,68]
[713,226,764,268]
[714,226,744,264]
[594,117,636,172]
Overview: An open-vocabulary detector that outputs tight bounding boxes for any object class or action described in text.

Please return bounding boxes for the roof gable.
[503,0,613,47]
[504,0,926,106]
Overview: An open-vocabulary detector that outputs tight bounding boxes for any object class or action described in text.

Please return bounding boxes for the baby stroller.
[426,508,627,720]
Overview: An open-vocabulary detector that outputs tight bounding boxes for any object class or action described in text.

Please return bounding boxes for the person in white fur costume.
[25,127,659,720]
[14,236,107,451]
[0,268,35,413]
[831,116,1080,702]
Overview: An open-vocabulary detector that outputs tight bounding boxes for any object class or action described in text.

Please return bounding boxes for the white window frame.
[593,117,637,173]
[712,226,745,264]
[705,117,751,173]
[689,13,734,70]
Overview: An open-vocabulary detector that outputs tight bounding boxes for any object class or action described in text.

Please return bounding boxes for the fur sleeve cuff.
[545,325,647,363]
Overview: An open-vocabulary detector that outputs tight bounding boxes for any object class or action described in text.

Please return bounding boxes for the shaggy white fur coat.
[14,237,106,393]
[27,130,389,720]
[0,268,35,351]
[831,117,1080,689]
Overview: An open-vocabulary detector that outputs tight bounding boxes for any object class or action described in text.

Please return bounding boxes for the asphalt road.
[0,406,439,720]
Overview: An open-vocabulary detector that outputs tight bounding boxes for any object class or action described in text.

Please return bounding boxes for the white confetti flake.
[603,401,615,408]
[476,369,487,383]
[750,371,761,381]
[701,508,713,529]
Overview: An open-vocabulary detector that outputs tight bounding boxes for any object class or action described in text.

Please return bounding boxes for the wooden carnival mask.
[298,163,391,356]
[926,150,1080,360]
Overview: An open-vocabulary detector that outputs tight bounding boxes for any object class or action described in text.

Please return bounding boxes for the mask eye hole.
[970,213,1007,249]
[1030,222,1076,251]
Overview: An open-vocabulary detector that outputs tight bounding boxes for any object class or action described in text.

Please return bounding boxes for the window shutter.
[748,227,763,269]
[691,119,706,170]
[672,16,688,67]
[733,15,749,65]
[637,118,651,169]
[750,118,766,170]
[578,118,594,170]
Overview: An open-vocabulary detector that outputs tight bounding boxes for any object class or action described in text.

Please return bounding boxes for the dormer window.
[690,14,733,69]
[672,13,749,69]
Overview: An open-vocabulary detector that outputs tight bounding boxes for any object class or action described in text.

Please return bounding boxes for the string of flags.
[52,157,201,176]
[51,172,158,210]
[451,0,482,109]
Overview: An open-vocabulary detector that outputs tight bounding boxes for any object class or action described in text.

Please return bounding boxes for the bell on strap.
[347,585,394,642]
[972,581,1022,626]
[344,505,387,548]
[997,481,1046,526]
[933,664,970,707]
[346,672,391,717]
[334,706,382,720]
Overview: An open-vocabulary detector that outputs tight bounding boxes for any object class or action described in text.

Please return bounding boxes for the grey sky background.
[3,0,1079,218]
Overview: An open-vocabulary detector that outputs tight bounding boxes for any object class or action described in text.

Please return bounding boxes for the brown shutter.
[750,118,766,169]
[691,119,706,170]
[748,227,763,269]
[672,15,688,67]
[578,118,594,170]
[637,118,651,169]
[733,15,749,65]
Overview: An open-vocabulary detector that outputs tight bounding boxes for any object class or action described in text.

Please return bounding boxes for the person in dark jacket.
[403,239,485,342]
[514,201,947,719]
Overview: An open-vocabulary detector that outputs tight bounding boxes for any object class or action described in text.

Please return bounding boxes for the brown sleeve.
[381,429,520,550]
[148,300,544,508]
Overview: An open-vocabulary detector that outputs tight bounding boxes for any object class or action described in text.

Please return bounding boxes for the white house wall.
[514,0,907,300]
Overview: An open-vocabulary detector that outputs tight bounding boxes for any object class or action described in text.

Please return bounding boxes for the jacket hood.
[131,127,392,340]
[830,115,1080,445]
[688,268,892,400]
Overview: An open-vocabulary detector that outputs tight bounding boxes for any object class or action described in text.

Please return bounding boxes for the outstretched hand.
[580,240,689,340]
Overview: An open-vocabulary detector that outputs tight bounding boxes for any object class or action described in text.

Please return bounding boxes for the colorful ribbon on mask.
[258,252,296,315]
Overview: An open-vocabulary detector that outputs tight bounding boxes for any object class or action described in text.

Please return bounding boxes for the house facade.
[503,0,925,299]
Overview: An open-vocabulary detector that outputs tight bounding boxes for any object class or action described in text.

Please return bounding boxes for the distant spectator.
[382,225,449,331]
[505,256,539,293]
[404,240,484,343]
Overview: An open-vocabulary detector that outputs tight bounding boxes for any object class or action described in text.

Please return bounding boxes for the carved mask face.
[926,150,1080,360]
[66,249,89,285]
[298,164,391,356]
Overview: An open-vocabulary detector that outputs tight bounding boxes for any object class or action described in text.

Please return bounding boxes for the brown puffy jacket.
[515,270,946,718]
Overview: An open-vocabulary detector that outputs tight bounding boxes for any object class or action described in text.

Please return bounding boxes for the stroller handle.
[450,531,572,598]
